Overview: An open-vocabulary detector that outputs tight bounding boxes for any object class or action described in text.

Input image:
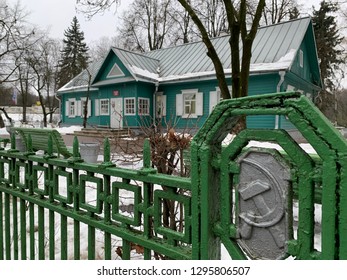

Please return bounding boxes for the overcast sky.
[7,0,322,44]
[7,0,128,44]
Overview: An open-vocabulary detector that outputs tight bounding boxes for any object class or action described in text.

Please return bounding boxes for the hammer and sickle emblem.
[238,158,285,248]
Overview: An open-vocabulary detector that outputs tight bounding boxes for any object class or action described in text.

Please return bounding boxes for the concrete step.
[72,128,131,138]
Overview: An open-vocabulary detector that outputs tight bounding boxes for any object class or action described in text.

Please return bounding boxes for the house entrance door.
[110,98,123,129]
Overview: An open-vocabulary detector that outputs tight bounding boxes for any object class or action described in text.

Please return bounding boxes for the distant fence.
[0,92,346,260]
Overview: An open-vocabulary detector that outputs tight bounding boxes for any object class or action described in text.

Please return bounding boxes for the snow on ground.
[0,116,321,259]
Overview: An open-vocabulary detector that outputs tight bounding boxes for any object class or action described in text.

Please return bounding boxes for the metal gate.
[191,92,347,260]
[1,92,346,260]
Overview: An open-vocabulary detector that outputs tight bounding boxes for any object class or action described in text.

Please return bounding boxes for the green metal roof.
[57,59,103,93]
[145,17,315,81]
[58,17,320,92]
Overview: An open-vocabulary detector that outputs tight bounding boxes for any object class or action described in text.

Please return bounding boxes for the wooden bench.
[10,127,73,158]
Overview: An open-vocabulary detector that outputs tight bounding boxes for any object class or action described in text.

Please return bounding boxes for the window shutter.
[87,100,91,118]
[77,100,82,117]
[176,94,183,116]
[162,95,167,116]
[74,101,77,118]
[95,99,99,116]
[209,91,218,114]
[196,92,203,116]
[65,100,69,117]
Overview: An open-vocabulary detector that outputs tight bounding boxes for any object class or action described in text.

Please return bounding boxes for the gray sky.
[8,0,129,44]
[7,0,322,45]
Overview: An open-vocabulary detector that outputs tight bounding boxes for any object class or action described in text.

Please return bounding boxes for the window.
[138,98,150,115]
[209,87,229,114]
[100,99,110,115]
[156,93,166,118]
[70,100,75,116]
[66,98,76,118]
[184,93,196,115]
[176,89,203,118]
[125,98,136,115]
[107,63,125,78]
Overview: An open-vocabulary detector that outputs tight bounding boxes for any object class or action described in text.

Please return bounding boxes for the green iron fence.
[0,92,346,260]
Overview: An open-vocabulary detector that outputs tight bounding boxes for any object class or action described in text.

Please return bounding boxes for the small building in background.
[57,17,322,132]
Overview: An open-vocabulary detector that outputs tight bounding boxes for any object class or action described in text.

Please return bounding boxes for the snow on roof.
[59,17,312,92]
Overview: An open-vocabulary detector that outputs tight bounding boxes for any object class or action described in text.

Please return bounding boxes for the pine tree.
[57,16,90,88]
[312,1,344,91]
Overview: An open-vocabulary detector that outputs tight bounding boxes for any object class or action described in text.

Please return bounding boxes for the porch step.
[72,128,132,139]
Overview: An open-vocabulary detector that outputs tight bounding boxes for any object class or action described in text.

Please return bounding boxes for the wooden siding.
[158,74,281,130]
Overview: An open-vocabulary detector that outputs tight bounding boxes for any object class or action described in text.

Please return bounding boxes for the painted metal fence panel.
[191,92,347,260]
[1,92,346,260]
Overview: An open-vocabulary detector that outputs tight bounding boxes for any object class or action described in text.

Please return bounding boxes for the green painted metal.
[192,91,347,260]
[0,92,346,260]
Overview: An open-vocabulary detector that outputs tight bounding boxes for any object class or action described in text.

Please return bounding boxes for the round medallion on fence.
[237,149,291,260]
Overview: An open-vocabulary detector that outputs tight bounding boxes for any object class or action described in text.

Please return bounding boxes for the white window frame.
[107,63,125,78]
[156,93,166,118]
[176,89,203,118]
[183,91,197,116]
[99,99,110,115]
[67,98,76,118]
[209,86,231,114]
[124,97,136,116]
[138,98,150,116]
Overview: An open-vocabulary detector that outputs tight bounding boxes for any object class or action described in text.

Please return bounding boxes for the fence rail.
[1,92,347,260]
[0,138,192,260]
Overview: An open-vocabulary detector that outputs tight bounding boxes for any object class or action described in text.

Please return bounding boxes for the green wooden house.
[57,17,322,131]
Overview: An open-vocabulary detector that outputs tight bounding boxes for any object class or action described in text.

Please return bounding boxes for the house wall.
[247,74,280,129]
[61,90,98,126]
[158,73,281,130]
[60,81,155,128]
[159,80,213,131]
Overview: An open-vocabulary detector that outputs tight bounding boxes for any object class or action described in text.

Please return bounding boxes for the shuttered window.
[176,89,203,118]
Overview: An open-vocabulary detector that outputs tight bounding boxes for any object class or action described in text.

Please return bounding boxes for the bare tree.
[176,0,265,101]
[264,0,300,24]
[247,0,300,25]
[168,2,197,44]
[194,0,229,37]
[25,38,61,127]
[0,0,38,127]
[76,0,120,19]
[89,36,117,62]
[16,59,34,123]
[0,0,36,84]
[117,0,175,52]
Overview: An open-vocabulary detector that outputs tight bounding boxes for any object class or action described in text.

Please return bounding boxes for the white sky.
[7,0,130,44]
[7,0,322,44]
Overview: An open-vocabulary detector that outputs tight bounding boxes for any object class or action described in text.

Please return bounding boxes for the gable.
[107,63,125,78]
[92,50,134,86]
[289,21,322,88]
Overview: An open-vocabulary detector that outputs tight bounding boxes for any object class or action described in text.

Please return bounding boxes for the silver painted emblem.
[237,149,291,259]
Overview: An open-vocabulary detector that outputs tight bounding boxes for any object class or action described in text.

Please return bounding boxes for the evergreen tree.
[57,16,90,88]
[312,1,344,91]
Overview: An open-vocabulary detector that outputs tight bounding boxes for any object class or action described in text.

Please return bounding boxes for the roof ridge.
[112,47,160,62]
[146,16,311,56]
[258,16,311,30]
